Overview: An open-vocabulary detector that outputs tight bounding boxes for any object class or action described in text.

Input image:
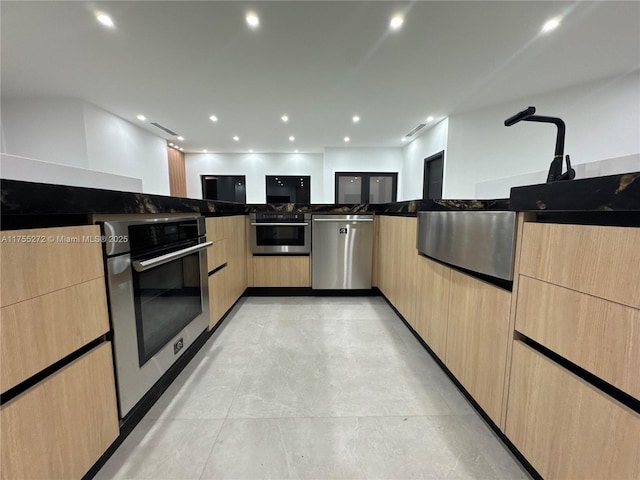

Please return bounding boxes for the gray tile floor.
[96,296,531,480]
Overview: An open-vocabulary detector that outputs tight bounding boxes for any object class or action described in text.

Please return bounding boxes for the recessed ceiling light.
[136,114,146,121]
[179,147,184,151]
[401,137,407,142]
[249,149,254,153]
[203,149,208,153]
[294,149,299,153]
[96,12,115,28]
[209,115,218,122]
[390,14,404,31]
[352,115,360,123]
[233,136,240,141]
[426,116,434,122]
[344,136,351,142]
[289,136,295,142]
[177,136,184,141]
[281,115,289,122]
[246,12,259,29]
[542,17,561,33]
[169,142,174,147]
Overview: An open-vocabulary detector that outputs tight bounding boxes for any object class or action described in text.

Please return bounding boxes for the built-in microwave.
[249,213,311,254]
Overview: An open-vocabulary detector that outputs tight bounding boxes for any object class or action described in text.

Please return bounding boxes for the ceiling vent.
[405,123,426,137]
[150,122,179,136]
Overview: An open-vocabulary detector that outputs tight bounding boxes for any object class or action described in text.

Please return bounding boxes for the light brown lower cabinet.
[252,255,311,287]
[1,277,110,393]
[414,255,451,360]
[445,270,511,425]
[506,341,640,480]
[516,275,640,399]
[0,342,119,480]
[208,266,232,329]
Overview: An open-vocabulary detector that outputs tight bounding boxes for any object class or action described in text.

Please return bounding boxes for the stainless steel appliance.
[250,213,311,254]
[417,211,516,280]
[101,216,211,417]
[312,214,374,289]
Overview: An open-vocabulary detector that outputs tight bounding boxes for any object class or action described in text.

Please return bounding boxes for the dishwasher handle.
[313,218,373,222]
[133,241,213,272]
[251,222,310,226]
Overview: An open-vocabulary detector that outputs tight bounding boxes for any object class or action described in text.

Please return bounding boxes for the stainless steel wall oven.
[250,213,311,254]
[101,216,211,417]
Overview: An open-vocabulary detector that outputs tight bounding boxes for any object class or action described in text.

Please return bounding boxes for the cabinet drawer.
[0,225,105,307]
[516,276,640,399]
[0,278,110,393]
[252,255,310,287]
[207,239,228,273]
[506,341,640,480]
[519,222,640,308]
[208,267,231,330]
[0,342,119,480]
[205,217,226,243]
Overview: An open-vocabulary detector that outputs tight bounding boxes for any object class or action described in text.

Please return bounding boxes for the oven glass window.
[256,225,305,246]
[133,252,202,366]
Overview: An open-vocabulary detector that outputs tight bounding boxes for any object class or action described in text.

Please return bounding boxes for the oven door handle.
[132,241,213,272]
[250,222,310,226]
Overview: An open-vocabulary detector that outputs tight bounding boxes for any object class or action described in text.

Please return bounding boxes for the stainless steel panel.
[102,216,205,256]
[107,247,209,417]
[312,214,374,289]
[417,211,516,280]
[249,213,311,254]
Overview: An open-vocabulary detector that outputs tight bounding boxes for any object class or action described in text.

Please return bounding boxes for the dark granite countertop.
[2,171,638,230]
[510,171,640,212]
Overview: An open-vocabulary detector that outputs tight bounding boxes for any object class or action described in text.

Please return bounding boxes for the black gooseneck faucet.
[504,106,576,182]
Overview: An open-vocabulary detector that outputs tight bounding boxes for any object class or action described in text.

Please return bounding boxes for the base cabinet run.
[0,343,120,480]
[252,255,311,287]
[506,341,640,480]
[206,215,248,329]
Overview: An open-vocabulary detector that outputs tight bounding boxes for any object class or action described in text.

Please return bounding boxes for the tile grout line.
[197,306,274,480]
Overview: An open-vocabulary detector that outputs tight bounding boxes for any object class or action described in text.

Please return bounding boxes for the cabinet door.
[519,223,640,308]
[414,255,451,360]
[252,256,310,287]
[506,341,640,480]
[1,343,119,480]
[1,278,109,393]
[445,270,511,424]
[0,225,104,307]
[227,216,248,299]
[375,215,420,329]
[208,266,231,330]
[516,275,640,399]
[205,217,226,243]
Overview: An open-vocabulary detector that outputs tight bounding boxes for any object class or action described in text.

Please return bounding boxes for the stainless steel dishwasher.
[312,214,374,289]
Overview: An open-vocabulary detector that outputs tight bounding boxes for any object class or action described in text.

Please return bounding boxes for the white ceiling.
[2,1,638,154]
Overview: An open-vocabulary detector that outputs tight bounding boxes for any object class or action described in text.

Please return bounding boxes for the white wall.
[83,103,169,195]
[1,97,88,168]
[185,152,324,203]
[444,71,640,198]
[401,118,449,200]
[0,97,169,195]
[475,153,640,198]
[323,147,404,202]
[0,153,143,192]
